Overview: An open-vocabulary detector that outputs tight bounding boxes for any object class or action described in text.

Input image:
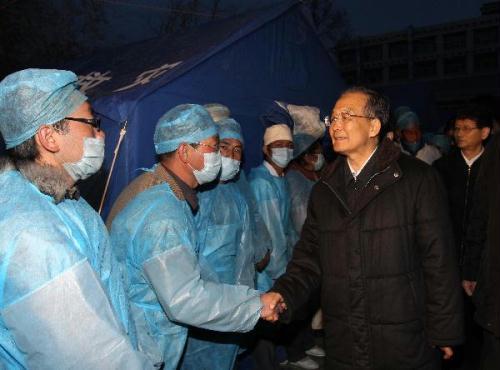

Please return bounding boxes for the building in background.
[335,1,499,113]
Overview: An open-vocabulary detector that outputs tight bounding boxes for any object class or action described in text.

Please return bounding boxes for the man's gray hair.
[7,118,70,161]
[342,86,391,135]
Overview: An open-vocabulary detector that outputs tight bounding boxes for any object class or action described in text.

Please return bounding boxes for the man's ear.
[262,145,270,157]
[35,125,60,153]
[481,127,491,141]
[369,118,382,138]
[177,143,190,163]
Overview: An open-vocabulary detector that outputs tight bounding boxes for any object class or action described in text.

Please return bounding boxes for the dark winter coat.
[434,148,483,266]
[463,134,500,337]
[272,139,464,370]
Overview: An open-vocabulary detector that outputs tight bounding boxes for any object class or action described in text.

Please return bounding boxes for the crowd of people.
[0,68,498,370]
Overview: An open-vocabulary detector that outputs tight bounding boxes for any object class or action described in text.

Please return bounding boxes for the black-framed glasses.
[454,126,479,134]
[189,142,220,152]
[331,111,374,125]
[65,117,101,131]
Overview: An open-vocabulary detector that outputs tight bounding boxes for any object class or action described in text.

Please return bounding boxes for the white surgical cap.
[263,124,292,146]
[204,103,231,123]
[276,102,325,158]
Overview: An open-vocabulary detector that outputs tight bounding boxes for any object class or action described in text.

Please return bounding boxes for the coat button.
[374,185,379,191]
[393,172,400,178]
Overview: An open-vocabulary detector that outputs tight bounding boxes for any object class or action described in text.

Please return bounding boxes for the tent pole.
[98,121,128,215]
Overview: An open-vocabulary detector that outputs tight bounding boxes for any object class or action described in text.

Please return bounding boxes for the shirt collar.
[461,147,484,167]
[164,167,199,212]
[347,146,378,181]
[264,160,282,177]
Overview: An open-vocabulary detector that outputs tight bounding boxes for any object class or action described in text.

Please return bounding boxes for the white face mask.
[314,153,325,171]
[63,137,105,181]
[190,151,222,185]
[220,156,241,181]
[271,147,293,168]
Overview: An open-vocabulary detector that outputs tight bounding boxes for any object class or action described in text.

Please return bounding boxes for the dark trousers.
[251,314,318,368]
[251,321,282,370]
[480,330,500,370]
[284,319,316,362]
[251,292,320,369]
[443,294,482,369]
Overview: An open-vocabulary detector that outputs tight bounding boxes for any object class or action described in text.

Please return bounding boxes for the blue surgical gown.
[235,171,272,265]
[285,169,316,239]
[180,181,256,370]
[248,163,297,292]
[108,168,262,370]
[0,166,150,369]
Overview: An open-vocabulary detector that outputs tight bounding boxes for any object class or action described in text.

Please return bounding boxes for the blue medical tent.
[68,0,345,215]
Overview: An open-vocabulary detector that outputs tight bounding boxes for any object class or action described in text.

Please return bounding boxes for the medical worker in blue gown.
[107,104,279,370]
[0,69,152,369]
[203,103,271,277]
[247,122,297,369]
[282,104,327,368]
[180,115,268,370]
[284,103,326,239]
[249,123,297,292]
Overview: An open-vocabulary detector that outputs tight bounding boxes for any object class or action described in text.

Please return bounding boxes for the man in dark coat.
[463,133,500,370]
[433,105,491,368]
[434,106,492,268]
[266,87,464,369]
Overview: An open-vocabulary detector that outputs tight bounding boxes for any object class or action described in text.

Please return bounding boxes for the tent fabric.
[66,0,346,216]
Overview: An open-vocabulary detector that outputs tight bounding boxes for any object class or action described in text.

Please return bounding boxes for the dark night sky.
[102,0,492,46]
[336,0,490,36]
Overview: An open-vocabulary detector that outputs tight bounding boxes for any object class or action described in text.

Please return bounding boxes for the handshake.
[260,292,286,322]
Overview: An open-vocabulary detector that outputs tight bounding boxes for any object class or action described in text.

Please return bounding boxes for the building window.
[444,56,467,75]
[414,60,437,78]
[443,32,466,50]
[389,64,408,81]
[337,49,357,66]
[362,45,383,62]
[342,70,358,84]
[389,41,408,59]
[413,37,436,56]
[474,52,498,72]
[474,27,499,47]
[362,67,383,84]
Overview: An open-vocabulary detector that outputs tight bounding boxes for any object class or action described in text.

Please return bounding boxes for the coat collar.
[320,139,403,220]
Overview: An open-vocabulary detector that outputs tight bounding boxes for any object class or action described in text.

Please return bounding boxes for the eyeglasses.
[220,142,243,155]
[454,126,479,134]
[190,142,220,152]
[330,111,374,125]
[65,117,101,131]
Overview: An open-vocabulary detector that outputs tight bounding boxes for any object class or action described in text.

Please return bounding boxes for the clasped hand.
[260,292,286,322]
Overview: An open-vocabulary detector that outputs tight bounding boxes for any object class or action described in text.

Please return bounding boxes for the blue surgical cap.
[216,118,244,144]
[393,106,411,118]
[0,68,87,149]
[428,134,452,154]
[154,104,218,154]
[394,106,420,130]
